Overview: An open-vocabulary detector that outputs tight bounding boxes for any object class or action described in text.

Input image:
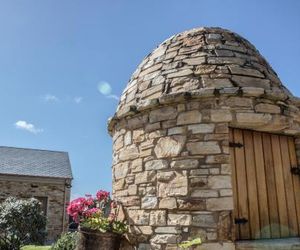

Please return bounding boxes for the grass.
[21,246,51,250]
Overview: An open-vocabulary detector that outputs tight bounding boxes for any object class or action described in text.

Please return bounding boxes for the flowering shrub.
[0,197,46,250]
[67,190,126,234]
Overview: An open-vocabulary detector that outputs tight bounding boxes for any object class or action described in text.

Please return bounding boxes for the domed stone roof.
[117,27,292,113]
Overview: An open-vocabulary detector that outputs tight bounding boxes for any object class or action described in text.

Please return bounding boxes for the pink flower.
[67,197,87,222]
[85,197,94,206]
[96,190,110,201]
[83,208,100,217]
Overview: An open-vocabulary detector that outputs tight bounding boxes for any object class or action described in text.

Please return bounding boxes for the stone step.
[236,238,300,250]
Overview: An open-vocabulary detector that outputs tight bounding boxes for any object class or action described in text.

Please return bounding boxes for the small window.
[34,196,48,216]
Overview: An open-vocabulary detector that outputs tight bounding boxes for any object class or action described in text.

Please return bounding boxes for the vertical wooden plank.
[233,128,250,239]
[280,135,298,236]
[229,128,240,240]
[244,130,260,239]
[287,137,300,235]
[253,131,270,239]
[271,135,289,237]
[262,133,280,238]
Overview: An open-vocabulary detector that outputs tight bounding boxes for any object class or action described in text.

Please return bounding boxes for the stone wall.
[0,175,71,242]
[109,27,300,250]
[110,87,300,250]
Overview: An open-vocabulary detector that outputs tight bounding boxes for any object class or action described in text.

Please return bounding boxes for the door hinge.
[291,167,300,176]
[229,142,244,148]
[234,218,248,224]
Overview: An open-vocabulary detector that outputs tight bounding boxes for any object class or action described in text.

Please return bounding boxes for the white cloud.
[14,120,43,134]
[97,81,119,101]
[43,94,59,103]
[74,97,83,104]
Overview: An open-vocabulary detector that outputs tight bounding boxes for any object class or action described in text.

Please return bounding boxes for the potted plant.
[67,190,127,250]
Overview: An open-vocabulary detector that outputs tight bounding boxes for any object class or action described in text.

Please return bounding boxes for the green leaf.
[178,238,202,249]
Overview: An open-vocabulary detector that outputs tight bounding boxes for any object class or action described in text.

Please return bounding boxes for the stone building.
[108,27,300,249]
[0,146,72,242]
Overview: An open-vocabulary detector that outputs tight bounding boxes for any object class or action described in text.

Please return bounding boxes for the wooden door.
[230,128,300,240]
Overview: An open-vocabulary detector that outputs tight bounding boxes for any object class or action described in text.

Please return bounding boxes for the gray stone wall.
[0,175,71,242]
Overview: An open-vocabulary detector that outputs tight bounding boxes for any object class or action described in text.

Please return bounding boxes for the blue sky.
[0,0,299,198]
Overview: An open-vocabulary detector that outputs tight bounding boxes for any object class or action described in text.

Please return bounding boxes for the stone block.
[157,171,176,182]
[135,171,156,184]
[149,210,167,226]
[187,141,221,155]
[154,227,181,234]
[188,124,215,134]
[114,136,124,151]
[207,197,234,211]
[220,189,233,196]
[192,213,218,228]
[124,131,132,146]
[145,160,168,170]
[236,113,272,126]
[158,171,188,197]
[168,126,185,135]
[255,103,281,114]
[232,75,270,89]
[150,234,180,244]
[241,87,264,96]
[206,155,230,164]
[177,110,202,125]
[154,135,186,158]
[208,175,232,189]
[191,189,218,198]
[149,107,177,123]
[202,78,233,88]
[159,197,177,209]
[133,129,145,142]
[183,57,206,65]
[131,158,143,173]
[228,66,264,78]
[114,162,130,180]
[128,210,150,225]
[119,145,139,161]
[207,57,245,65]
[195,65,216,74]
[167,69,193,78]
[142,196,158,209]
[210,110,232,122]
[225,97,253,107]
[168,214,192,226]
[176,198,206,211]
[121,196,140,206]
[170,159,199,169]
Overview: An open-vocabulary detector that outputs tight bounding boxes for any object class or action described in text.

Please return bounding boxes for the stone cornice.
[108,87,300,136]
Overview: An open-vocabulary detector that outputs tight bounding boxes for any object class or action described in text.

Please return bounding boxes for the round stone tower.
[108,27,300,250]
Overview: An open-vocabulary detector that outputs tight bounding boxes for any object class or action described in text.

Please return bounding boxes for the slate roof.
[0,146,73,179]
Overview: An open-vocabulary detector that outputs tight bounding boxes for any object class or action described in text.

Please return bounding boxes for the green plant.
[178,238,202,249]
[0,197,47,250]
[51,232,78,250]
